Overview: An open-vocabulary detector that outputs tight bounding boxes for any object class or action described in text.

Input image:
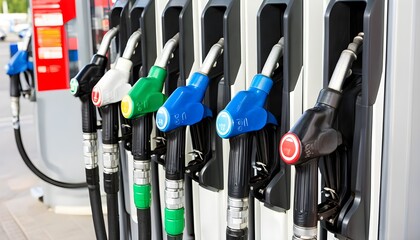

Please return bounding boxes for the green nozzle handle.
[121,66,167,119]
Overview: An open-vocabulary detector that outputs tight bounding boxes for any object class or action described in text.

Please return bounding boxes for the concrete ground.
[0,33,95,239]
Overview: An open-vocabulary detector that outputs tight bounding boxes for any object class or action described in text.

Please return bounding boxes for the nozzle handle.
[294,160,318,229]
[101,103,120,144]
[132,114,153,160]
[82,99,98,133]
[10,74,21,98]
[165,127,186,180]
[228,133,253,199]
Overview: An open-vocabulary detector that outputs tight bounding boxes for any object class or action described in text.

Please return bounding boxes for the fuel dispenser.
[155,37,224,239]
[12,0,90,210]
[215,1,302,239]
[120,1,196,239]
[91,7,145,237]
[279,0,384,239]
[70,26,119,240]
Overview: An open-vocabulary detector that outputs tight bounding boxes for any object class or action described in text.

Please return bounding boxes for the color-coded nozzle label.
[70,78,79,95]
[279,132,301,164]
[92,87,101,106]
[121,95,134,119]
[216,111,233,138]
[156,107,170,131]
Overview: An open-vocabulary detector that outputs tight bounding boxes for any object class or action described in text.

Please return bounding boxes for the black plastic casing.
[323,1,384,239]
[200,0,241,191]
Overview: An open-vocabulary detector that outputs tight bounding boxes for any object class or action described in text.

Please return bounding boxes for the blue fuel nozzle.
[6,50,31,76]
[155,38,224,132]
[156,72,212,132]
[216,74,277,139]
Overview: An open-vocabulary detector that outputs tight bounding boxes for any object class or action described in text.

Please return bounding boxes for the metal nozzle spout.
[154,33,180,69]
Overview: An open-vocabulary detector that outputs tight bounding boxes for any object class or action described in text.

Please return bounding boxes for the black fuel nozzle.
[279,32,363,166]
[279,89,343,166]
[279,33,363,240]
[70,26,119,133]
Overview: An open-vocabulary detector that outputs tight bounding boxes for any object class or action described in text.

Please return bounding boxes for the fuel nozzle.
[92,29,142,107]
[279,33,363,240]
[6,35,34,128]
[155,38,224,132]
[120,33,180,119]
[279,33,363,166]
[70,26,119,98]
[216,38,284,139]
[214,38,284,240]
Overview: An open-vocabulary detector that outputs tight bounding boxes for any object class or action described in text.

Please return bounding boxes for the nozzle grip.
[294,160,318,228]
[132,114,153,160]
[101,103,120,144]
[10,74,21,97]
[81,98,98,133]
[165,127,186,180]
[228,134,253,199]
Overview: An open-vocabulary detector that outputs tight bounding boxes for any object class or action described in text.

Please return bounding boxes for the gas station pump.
[17,0,91,210]
[120,1,196,239]
[70,26,120,240]
[279,0,384,239]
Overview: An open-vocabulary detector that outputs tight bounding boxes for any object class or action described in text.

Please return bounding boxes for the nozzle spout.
[200,38,224,75]
[328,32,364,92]
[261,37,284,77]
[154,33,180,69]
[97,26,120,56]
[122,29,143,59]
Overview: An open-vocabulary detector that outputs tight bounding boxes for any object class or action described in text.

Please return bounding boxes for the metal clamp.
[328,32,364,92]
[83,133,98,169]
[165,179,184,210]
[227,197,248,230]
[154,33,180,69]
[133,160,151,185]
[102,143,119,173]
[293,225,317,240]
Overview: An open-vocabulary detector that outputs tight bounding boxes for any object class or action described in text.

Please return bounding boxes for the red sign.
[32,0,76,91]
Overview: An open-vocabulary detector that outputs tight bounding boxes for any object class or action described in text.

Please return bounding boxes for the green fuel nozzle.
[121,33,180,119]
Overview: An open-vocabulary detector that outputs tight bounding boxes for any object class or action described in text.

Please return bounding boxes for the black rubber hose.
[151,161,163,239]
[167,235,183,240]
[137,208,151,240]
[86,168,107,240]
[104,172,119,240]
[14,128,87,188]
[248,193,255,240]
[184,175,195,239]
[132,116,152,240]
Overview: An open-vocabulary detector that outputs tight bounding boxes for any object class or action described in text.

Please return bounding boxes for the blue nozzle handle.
[6,50,32,75]
[216,74,277,139]
[156,72,212,132]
